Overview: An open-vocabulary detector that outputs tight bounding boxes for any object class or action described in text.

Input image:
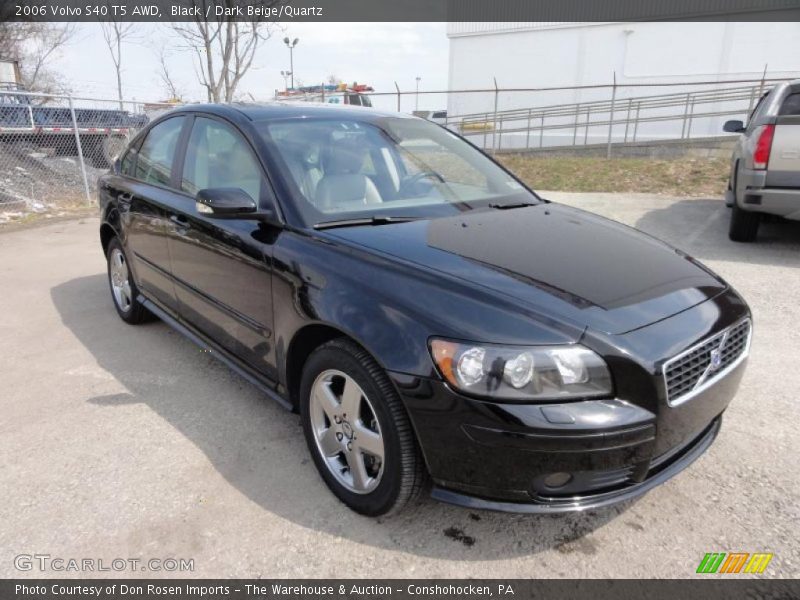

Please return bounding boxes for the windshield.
[257,116,538,226]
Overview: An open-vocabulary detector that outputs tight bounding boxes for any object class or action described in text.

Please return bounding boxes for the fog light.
[543,472,573,489]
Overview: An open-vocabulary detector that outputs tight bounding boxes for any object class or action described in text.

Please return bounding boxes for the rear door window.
[134,116,185,187]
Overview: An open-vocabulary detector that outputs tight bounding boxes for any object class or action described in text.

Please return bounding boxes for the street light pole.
[415,76,421,111]
[283,37,299,89]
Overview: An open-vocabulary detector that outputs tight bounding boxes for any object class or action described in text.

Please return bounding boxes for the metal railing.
[361,75,793,156]
[448,82,777,156]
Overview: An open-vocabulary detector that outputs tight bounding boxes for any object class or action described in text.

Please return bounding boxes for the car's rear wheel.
[106,237,152,324]
[729,202,760,242]
[300,339,425,516]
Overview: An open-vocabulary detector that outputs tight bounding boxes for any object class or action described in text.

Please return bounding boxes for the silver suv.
[724,80,800,242]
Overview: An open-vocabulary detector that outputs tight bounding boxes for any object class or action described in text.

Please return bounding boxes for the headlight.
[429,339,613,401]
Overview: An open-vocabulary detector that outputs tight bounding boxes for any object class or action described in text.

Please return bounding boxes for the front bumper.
[735,168,800,220]
[392,293,749,513]
[393,363,743,512]
[431,416,721,514]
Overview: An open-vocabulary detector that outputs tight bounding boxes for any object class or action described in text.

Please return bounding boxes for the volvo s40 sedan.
[98,103,751,516]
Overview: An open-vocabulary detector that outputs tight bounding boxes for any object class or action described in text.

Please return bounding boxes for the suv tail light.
[753,124,775,169]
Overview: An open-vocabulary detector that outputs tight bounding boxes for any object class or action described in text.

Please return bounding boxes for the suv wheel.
[106,237,152,324]
[300,339,425,516]
[729,203,760,242]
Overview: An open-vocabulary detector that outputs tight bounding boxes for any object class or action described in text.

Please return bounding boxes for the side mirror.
[723,120,745,133]
[196,187,257,215]
[195,188,279,224]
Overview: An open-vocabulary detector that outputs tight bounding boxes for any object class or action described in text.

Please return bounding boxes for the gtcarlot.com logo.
[14,554,194,573]
[697,552,773,574]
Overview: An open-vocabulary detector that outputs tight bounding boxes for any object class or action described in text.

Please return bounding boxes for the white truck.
[275,83,374,107]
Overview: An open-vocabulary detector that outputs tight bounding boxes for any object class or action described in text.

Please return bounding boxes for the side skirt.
[139,295,293,412]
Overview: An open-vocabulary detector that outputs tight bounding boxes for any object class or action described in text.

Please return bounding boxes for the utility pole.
[415,76,421,111]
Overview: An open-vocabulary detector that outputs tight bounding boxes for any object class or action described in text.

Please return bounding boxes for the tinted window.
[779,93,800,116]
[182,117,264,204]
[134,116,185,186]
[120,147,137,176]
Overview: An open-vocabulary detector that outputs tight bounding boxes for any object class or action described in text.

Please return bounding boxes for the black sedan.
[98,103,751,516]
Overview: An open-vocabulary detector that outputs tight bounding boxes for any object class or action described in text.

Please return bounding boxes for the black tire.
[300,339,426,516]
[106,237,153,324]
[729,202,760,242]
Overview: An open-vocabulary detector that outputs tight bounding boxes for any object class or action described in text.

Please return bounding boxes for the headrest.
[322,140,367,175]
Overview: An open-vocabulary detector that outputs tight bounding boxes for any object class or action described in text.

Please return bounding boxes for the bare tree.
[0,23,75,95]
[156,46,184,102]
[101,21,138,109]
[326,74,340,86]
[172,0,281,103]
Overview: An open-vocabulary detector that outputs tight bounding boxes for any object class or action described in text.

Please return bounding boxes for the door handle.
[170,214,189,227]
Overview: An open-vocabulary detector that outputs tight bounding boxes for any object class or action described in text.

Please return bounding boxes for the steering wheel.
[400,170,446,196]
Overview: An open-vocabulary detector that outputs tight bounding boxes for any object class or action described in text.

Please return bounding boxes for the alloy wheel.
[109,248,133,312]
[309,369,385,494]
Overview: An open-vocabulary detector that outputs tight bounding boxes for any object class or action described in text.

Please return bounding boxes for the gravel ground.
[0,193,798,579]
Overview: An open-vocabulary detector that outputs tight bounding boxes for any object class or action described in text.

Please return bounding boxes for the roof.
[169,101,409,122]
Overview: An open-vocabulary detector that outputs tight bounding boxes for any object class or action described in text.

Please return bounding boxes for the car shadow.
[634,198,800,267]
[51,274,631,561]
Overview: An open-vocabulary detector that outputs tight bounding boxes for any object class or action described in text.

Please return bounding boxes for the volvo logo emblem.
[709,348,723,371]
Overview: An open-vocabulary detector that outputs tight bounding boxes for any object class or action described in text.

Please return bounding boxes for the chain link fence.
[0,86,174,222]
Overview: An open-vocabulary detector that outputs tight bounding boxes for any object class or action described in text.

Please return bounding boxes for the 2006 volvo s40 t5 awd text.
[98,103,752,516]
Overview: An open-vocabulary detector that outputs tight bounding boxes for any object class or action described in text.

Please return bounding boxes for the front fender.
[271,230,579,381]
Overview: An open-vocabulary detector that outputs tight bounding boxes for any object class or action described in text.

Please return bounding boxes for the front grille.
[663,319,751,406]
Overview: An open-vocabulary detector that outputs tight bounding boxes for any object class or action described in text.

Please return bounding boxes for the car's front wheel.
[300,339,425,516]
[106,237,152,324]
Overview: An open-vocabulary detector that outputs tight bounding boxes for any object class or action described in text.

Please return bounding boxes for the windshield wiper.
[488,201,537,210]
[314,216,422,230]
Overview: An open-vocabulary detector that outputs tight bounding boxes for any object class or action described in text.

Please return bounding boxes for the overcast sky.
[50,22,449,111]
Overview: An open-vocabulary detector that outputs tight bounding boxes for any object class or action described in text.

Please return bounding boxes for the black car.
[98,103,751,516]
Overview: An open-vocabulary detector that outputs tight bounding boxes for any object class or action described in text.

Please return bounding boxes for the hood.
[326,204,727,335]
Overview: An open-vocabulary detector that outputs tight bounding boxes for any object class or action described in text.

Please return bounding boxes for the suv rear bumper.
[736,168,800,220]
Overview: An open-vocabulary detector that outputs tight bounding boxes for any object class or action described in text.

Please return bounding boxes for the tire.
[106,237,153,324]
[300,339,425,516]
[729,202,760,242]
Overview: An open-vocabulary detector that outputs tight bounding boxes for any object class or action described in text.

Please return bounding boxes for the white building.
[446,22,800,147]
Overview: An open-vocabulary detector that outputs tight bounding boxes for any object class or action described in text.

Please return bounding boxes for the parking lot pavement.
[1,194,798,579]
